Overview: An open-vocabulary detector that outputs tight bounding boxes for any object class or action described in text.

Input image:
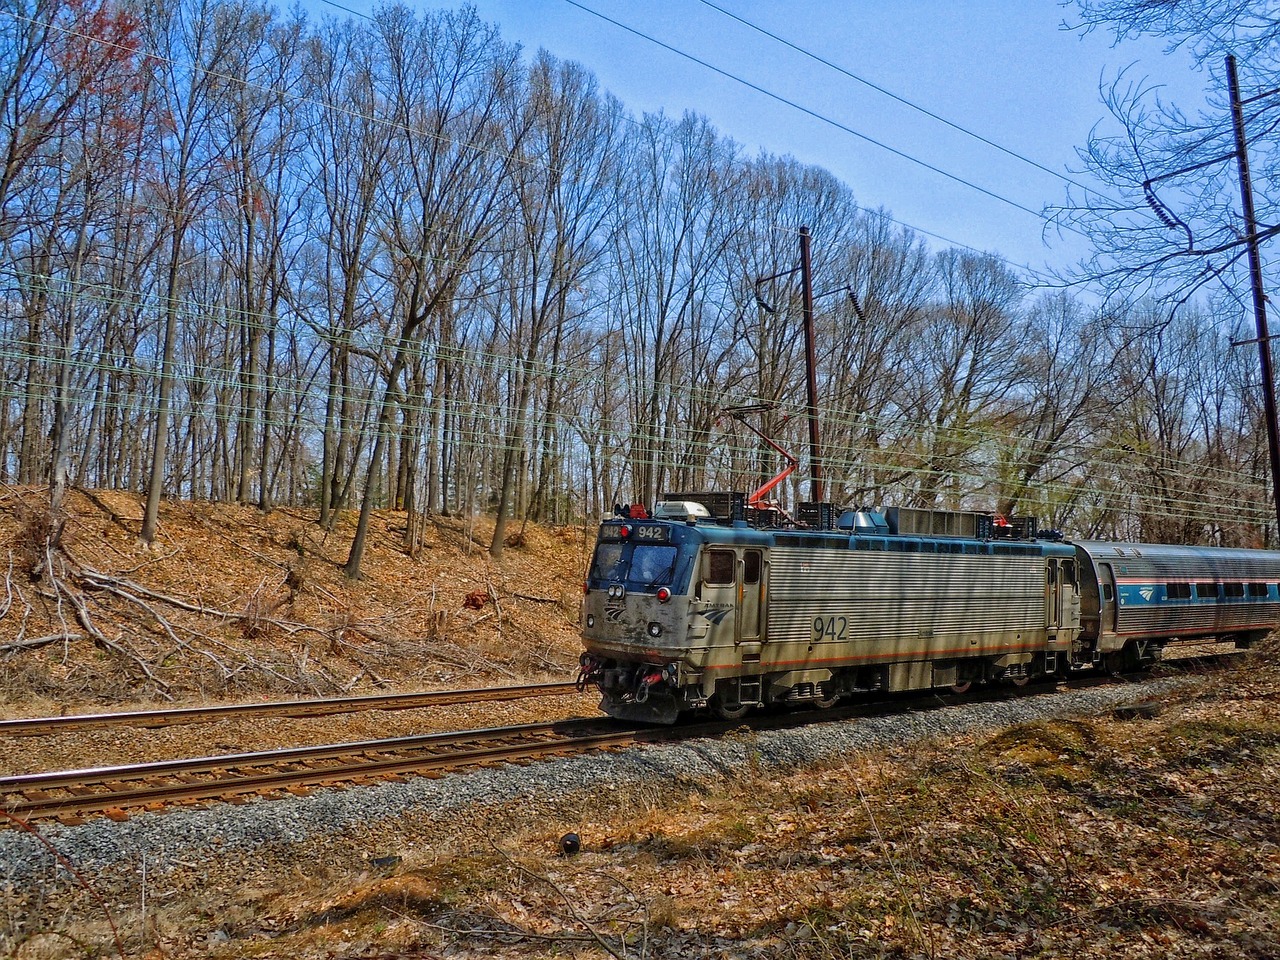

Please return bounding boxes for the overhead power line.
[560,0,1090,238]
[694,0,1122,207]
[5,3,1073,290]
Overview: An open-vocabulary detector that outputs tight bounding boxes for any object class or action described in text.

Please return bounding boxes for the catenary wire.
[559,0,1091,238]
[693,0,1127,209]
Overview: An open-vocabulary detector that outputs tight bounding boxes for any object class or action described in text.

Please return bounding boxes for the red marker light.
[582,581,589,595]
[619,524,631,538]
[656,587,671,603]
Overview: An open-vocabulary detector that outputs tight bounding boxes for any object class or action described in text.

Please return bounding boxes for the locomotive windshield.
[589,542,679,586]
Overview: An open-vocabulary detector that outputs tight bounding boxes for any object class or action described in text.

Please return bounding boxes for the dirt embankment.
[0,487,593,716]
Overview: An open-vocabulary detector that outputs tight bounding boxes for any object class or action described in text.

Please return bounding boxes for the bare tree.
[991,293,1112,523]
[303,16,393,528]
[487,53,621,557]
[139,0,245,545]
[1059,1,1280,307]
[822,208,934,505]
[343,5,526,578]
[900,250,1024,508]
[611,112,744,507]
[214,3,309,511]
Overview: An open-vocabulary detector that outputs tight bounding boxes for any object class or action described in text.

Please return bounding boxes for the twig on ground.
[0,811,127,960]
[487,839,633,960]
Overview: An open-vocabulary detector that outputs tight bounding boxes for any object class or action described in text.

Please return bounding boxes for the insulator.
[1143,184,1179,230]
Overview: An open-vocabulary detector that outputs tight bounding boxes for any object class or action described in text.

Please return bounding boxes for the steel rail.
[0,653,1241,827]
[0,683,1086,825]
[0,718,678,824]
[0,681,581,737]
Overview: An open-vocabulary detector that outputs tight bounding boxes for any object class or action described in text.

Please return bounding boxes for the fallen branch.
[0,633,86,654]
[115,549,181,575]
[0,551,14,620]
[75,564,335,641]
[57,575,171,694]
[97,578,234,680]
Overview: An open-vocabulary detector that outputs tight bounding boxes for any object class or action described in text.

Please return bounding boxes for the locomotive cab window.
[704,549,736,586]
[590,543,626,582]
[588,542,679,586]
[631,545,679,586]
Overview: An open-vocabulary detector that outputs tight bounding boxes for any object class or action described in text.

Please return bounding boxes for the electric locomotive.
[577,493,1280,724]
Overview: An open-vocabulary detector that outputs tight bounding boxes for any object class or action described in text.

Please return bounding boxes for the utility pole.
[753,225,828,504]
[1228,54,1280,534]
[799,226,823,503]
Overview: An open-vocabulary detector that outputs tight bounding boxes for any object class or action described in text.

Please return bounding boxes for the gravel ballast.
[1,676,1188,896]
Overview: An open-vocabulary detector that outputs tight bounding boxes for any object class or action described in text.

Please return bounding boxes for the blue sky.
[313,0,1208,284]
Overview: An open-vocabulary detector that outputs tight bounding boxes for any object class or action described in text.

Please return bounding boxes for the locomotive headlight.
[607,584,623,599]
[656,587,671,603]
[647,622,662,638]
[586,615,595,628]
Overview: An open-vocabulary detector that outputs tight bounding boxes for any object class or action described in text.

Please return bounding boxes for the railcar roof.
[1072,540,1280,564]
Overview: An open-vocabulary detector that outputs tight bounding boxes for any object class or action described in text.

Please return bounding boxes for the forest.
[2,0,1273,573]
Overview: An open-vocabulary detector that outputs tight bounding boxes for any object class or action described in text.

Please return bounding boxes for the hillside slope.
[0,487,590,714]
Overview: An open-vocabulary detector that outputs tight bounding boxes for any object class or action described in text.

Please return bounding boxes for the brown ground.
[0,487,591,708]
[3,489,1280,959]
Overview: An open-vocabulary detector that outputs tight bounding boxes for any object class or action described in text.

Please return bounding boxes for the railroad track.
[0,717,685,826]
[0,681,581,737]
[0,653,1241,828]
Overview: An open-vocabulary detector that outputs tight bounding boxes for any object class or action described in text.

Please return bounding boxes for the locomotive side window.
[1196,582,1218,600]
[743,550,761,584]
[1102,582,1114,601]
[1249,582,1269,598]
[1223,582,1245,599]
[1166,582,1191,600]
[705,549,735,585]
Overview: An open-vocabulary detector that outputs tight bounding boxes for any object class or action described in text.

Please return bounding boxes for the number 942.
[812,615,848,644]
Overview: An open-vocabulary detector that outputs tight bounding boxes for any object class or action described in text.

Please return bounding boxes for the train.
[577,492,1280,723]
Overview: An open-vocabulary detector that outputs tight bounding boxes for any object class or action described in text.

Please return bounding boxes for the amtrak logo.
[605,607,624,623]
[702,607,733,625]
[1140,588,1154,601]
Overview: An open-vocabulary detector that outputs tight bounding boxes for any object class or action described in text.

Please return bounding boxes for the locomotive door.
[1098,562,1117,635]
[1045,559,1080,643]
[737,550,763,647]
[700,548,739,649]
[1046,560,1060,636]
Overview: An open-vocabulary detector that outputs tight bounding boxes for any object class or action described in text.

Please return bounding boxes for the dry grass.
[183,649,1278,960]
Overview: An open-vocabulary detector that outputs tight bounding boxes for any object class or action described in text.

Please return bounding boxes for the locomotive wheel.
[713,698,751,720]
[813,683,840,709]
